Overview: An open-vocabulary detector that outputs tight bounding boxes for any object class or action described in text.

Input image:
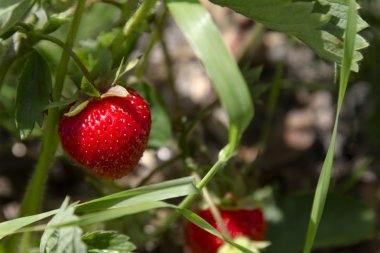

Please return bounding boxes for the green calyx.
[64,85,129,117]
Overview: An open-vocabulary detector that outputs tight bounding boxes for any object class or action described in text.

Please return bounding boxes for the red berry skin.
[185,208,266,253]
[58,88,151,179]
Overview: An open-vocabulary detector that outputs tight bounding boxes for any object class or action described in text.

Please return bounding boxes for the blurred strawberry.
[185,208,266,253]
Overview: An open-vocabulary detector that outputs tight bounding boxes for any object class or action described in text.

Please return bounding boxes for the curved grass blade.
[167,0,254,151]
[0,210,58,240]
[45,202,254,253]
[0,177,197,239]
[77,176,197,212]
[303,1,358,252]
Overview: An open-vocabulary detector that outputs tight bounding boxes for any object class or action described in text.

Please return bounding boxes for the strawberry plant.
[0,0,376,253]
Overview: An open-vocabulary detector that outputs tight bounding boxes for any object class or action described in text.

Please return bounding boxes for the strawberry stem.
[27,32,98,93]
[16,1,86,251]
[123,0,157,38]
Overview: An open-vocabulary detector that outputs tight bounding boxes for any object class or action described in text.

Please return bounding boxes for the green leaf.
[129,82,172,148]
[111,57,140,85]
[0,210,58,240]
[266,194,375,253]
[303,1,359,252]
[210,0,368,71]
[0,0,35,37]
[167,0,254,151]
[76,176,197,213]
[40,197,86,253]
[80,78,100,97]
[82,231,136,253]
[177,208,253,253]
[0,177,197,239]
[53,202,253,253]
[44,94,80,110]
[42,8,74,34]
[15,50,52,140]
[64,100,89,117]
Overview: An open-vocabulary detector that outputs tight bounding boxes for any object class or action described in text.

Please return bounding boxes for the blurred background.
[1,0,380,252]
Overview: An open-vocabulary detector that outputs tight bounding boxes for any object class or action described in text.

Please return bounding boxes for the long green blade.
[0,177,197,239]
[303,1,358,252]
[45,202,254,253]
[167,0,254,150]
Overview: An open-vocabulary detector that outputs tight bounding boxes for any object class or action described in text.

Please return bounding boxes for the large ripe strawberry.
[185,208,266,253]
[58,86,151,179]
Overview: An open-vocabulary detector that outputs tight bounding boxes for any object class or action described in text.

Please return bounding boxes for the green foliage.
[76,176,197,212]
[15,50,52,140]
[0,210,58,240]
[82,231,136,253]
[0,0,35,37]
[266,193,375,253]
[40,198,86,253]
[0,0,374,252]
[303,1,359,252]
[210,0,368,71]
[80,78,100,97]
[0,177,198,239]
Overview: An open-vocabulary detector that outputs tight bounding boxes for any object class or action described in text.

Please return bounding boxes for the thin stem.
[17,1,86,251]
[183,100,218,138]
[134,28,159,78]
[134,5,167,78]
[154,158,226,236]
[136,153,182,187]
[193,172,231,240]
[154,7,182,121]
[238,23,265,62]
[30,33,96,88]
[123,0,157,38]
[153,99,224,236]
[249,65,283,174]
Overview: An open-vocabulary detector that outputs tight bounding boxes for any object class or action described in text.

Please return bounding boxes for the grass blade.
[0,210,58,240]
[167,0,254,150]
[46,202,255,253]
[303,1,358,252]
[76,176,197,212]
[0,177,197,239]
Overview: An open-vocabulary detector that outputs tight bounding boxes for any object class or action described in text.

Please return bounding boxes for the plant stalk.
[123,0,157,37]
[193,172,231,240]
[30,33,96,88]
[16,1,86,251]
[153,158,227,236]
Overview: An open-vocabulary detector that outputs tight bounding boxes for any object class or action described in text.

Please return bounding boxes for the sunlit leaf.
[168,0,254,151]
[303,1,359,252]
[77,176,197,212]
[210,0,368,71]
[40,198,86,253]
[0,210,58,240]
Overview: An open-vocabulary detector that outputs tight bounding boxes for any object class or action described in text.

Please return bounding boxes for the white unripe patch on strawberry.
[218,237,270,253]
